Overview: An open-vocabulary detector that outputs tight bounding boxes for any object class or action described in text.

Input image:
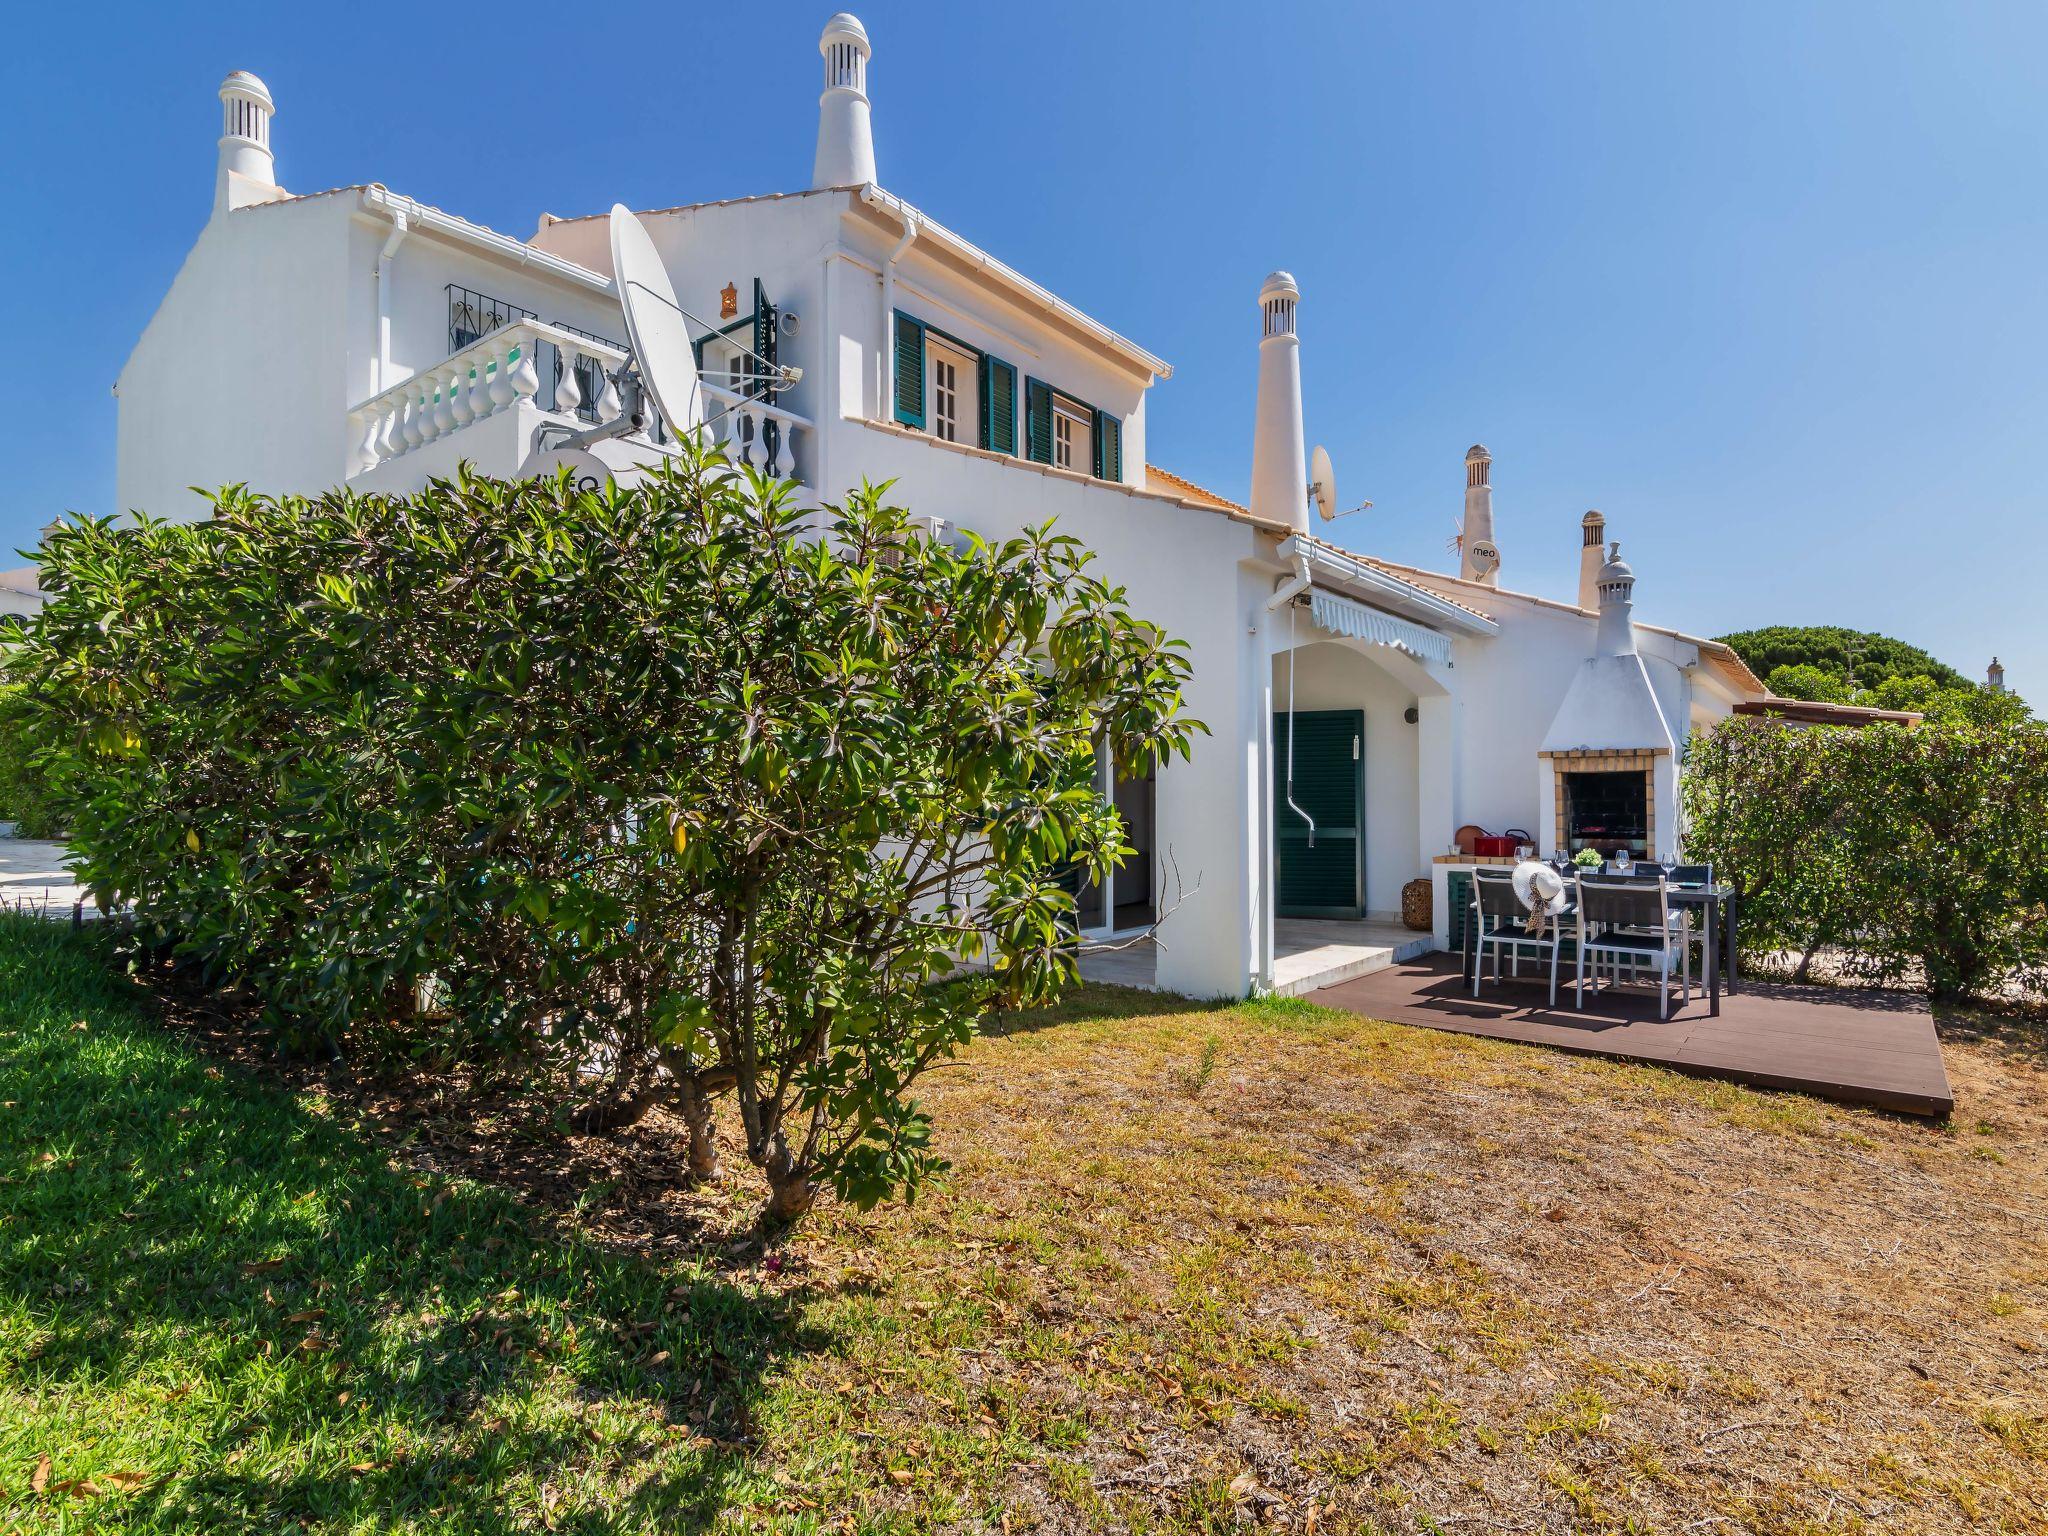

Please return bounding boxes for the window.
[894,311,1013,452]
[1053,401,1091,474]
[927,339,977,444]
[1025,378,1120,482]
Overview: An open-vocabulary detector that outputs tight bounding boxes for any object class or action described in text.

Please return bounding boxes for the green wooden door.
[1274,710,1364,919]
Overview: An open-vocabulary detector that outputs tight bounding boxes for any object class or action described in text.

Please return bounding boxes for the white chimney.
[1577,509,1606,609]
[1987,656,2006,693]
[215,71,279,216]
[1249,271,1308,534]
[1593,543,1638,656]
[1460,445,1499,586]
[812,14,876,189]
[1541,541,1675,755]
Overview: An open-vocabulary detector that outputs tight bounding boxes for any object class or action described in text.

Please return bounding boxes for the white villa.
[109,15,1787,999]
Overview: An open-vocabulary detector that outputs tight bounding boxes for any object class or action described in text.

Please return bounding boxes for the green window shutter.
[1024,377,1053,464]
[893,311,925,428]
[1093,409,1123,482]
[980,356,1017,454]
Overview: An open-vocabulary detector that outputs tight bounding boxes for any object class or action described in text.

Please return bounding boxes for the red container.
[1473,835,1517,858]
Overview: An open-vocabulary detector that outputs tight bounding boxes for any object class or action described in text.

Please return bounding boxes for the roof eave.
[856,185,1172,381]
[1289,537,1499,637]
[358,186,614,298]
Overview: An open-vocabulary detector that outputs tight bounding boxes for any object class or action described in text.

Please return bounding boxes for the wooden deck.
[1309,954,1954,1117]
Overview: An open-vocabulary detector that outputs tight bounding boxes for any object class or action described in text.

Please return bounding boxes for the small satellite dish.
[1310,445,1336,522]
[523,445,613,495]
[608,204,703,435]
[1467,539,1501,577]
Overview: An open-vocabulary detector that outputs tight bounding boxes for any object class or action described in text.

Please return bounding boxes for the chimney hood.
[1541,542,1675,754]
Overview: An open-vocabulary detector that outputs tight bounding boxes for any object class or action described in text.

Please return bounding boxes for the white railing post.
[508,342,539,406]
[554,345,583,418]
[447,361,474,429]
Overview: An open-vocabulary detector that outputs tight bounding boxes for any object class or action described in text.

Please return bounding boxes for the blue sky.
[7,1,2044,693]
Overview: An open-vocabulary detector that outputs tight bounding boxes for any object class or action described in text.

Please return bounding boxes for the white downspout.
[1257,548,1314,989]
[878,208,918,419]
[813,251,835,521]
[372,201,412,394]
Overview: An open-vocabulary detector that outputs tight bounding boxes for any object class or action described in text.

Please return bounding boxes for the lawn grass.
[3,915,2044,1533]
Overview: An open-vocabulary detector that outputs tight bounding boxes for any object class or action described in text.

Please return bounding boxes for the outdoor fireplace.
[1545,749,1660,859]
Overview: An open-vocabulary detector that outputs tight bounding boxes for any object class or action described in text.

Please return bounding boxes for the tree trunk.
[764,1168,818,1224]
[677,1075,722,1181]
[760,1138,818,1225]
[568,1081,661,1134]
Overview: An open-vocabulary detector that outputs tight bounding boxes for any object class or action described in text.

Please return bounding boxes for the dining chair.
[1574,875,1689,1019]
[1470,868,1566,1008]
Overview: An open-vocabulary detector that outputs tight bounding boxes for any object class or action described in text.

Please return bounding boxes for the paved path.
[0,839,93,918]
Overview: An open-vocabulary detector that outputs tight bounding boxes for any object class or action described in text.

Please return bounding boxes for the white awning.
[1308,588,1453,666]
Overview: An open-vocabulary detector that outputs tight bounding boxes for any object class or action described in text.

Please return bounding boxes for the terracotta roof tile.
[1144,464,1247,513]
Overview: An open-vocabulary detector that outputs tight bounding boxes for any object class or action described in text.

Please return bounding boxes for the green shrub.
[0,682,66,838]
[1684,716,2048,997]
[5,451,1200,1219]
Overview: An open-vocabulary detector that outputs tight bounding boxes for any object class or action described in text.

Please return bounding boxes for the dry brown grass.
[141,971,2048,1533]
[751,986,2048,1534]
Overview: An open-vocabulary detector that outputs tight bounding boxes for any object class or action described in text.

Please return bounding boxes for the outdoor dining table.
[1463,875,1741,1015]
[1665,881,1740,1016]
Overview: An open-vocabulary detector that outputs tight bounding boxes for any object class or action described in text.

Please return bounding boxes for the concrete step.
[1272,931,1437,997]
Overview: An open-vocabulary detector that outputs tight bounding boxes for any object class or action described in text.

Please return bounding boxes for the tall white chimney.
[1987,656,2006,693]
[1460,444,1499,586]
[1577,509,1607,609]
[1594,542,1637,657]
[1249,271,1308,535]
[215,71,278,216]
[812,14,876,189]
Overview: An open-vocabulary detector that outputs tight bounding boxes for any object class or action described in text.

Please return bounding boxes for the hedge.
[1682,715,2048,998]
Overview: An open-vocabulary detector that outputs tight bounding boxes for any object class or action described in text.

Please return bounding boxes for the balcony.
[347,318,815,492]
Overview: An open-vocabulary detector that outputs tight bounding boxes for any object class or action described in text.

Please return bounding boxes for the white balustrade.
[698,380,815,482]
[348,320,629,476]
[349,319,817,484]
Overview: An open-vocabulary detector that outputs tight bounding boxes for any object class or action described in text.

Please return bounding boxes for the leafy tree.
[9,451,1201,1222]
[1728,624,2029,724]
[1717,625,1973,695]
[1762,663,1854,704]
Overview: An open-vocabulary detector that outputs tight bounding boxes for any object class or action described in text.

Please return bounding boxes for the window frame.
[925,334,977,445]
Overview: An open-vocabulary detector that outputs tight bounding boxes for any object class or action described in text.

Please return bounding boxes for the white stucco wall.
[1418,588,1729,851]
[824,418,1265,997]
[117,192,636,520]
[116,195,360,520]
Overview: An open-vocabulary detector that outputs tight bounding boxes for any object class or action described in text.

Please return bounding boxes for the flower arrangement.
[1572,848,1604,870]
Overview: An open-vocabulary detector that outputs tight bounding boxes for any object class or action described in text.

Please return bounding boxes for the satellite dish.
[523,445,613,495]
[608,204,703,435]
[1310,445,1336,522]
[1467,539,1501,577]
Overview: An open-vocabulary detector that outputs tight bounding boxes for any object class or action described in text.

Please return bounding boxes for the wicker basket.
[1400,878,1432,932]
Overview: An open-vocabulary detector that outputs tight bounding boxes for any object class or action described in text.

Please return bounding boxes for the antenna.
[1307,444,1372,522]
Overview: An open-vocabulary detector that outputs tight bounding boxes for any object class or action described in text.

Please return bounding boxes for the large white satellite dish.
[608,204,703,436]
[1310,445,1336,522]
[523,445,613,494]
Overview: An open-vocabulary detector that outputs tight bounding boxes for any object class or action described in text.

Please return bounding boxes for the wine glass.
[1659,851,1678,883]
